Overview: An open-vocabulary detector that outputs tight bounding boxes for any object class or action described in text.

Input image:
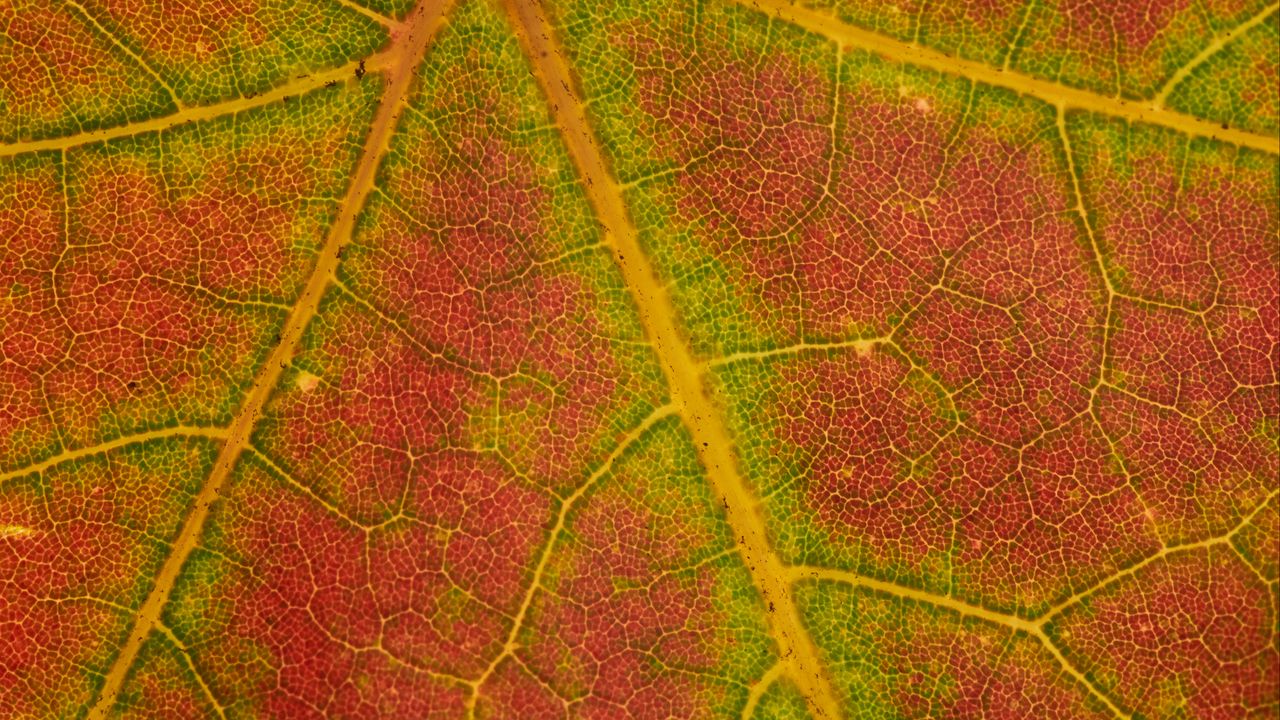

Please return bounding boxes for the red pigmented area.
[785,350,955,574]
[259,295,493,524]
[768,348,1160,613]
[1049,545,1280,718]
[1015,0,1233,96]
[1108,298,1239,412]
[78,0,384,104]
[2,85,372,462]
[507,423,755,719]
[1094,154,1276,313]
[1079,120,1279,544]
[344,79,655,490]
[851,103,1105,447]
[626,29,832,240]
[70,131,333,301]
[1095,384,1276,544]
[474,659,565,720]
[0,154,69,469]
[1092,143,1279,401]
[90,0,264,59]
[953,415,1162,611]
[798,580,1114,719]
[349,192,633,493]
[1059,0,1189,53]
[520,533,731,718]
[172,456,478,719]
[0,0,174,142]
[0,439,209,718]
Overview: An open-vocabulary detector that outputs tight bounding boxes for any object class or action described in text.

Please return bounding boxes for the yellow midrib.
[742,0,1280,155]
[82,1,452,715]
[502,1,845,718]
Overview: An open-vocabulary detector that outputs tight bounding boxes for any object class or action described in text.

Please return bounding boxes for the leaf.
[0,0,1275,718]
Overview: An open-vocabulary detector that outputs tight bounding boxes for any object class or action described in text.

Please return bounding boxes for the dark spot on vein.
[355,59,367,80]
[324,80,338,88]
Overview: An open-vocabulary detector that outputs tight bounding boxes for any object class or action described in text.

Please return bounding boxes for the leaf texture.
[0,0,1276,718]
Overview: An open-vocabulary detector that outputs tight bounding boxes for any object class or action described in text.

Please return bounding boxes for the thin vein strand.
[82,2,453,714]
[787,566,1131,719]
[61,0,185,110]
[1153,2,1279,106]
[465,404,677,715]
[735,0,1279,154]
[0,425,230,483]
[0,54,395,158]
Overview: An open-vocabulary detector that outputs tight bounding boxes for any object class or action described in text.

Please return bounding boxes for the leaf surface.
[0,0,1276,718]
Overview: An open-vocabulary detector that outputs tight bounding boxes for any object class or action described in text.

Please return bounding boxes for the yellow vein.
[787,565,1039,633]
[334,0,402,28]
[788,566,1131,720]
[1055,100,1166,538]
[781,486,1279,717]
[501,1,845,717]
[1037,487,1279,621]
[61,0,184,110]
[154,623,228,720]
[705,336,888,369]
[1001,0,1038,71]
[0,426,229,484]
[738,0,1279,154]
[245,445,367,530]
[740,660,788,720]
[466,404,677,716]
[0,54,395,158]
[1153,2,1279,106]
[83,1,452,715]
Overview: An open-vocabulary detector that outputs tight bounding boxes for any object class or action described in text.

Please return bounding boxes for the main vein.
[83,1,453,715]
[736,0,1279,154]
[501,0,845,717]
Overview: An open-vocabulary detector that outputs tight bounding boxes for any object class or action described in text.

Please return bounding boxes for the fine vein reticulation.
[500,1,844,716]
[0,0,1276,717]
[84,2,454,714]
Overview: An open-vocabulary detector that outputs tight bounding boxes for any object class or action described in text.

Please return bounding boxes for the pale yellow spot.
[915,96,932,113]
[0,525,37,539]
[295,371,320,392]
[852,338,879,356]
